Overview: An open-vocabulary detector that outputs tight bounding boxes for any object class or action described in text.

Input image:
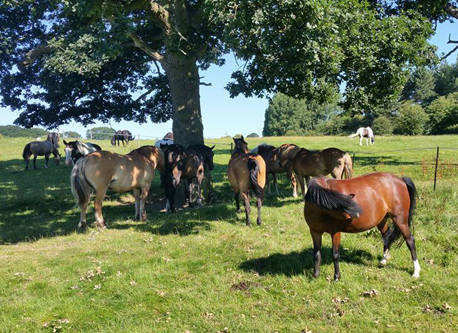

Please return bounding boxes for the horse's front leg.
[359,136,363,146]
[272,173,279,196]
[286,165,298,198]
[297,174,305,198]
[33,154,38,169]
[331,232,342,281]
[140,185,150,221]
[311,230,322,278]
[45,153,50,168]
[196,170,204,207]
[256,197,262,225]
[304,176,311,194]
[133,188,141,221]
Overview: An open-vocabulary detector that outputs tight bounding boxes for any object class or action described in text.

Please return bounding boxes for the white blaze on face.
[64,147,73,166]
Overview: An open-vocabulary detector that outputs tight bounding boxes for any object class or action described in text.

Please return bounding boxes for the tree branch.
[150,1,171,34]
[128,31,164,62]
[18,44,54,70]
[441,44,458,60]
[446,3,458,20]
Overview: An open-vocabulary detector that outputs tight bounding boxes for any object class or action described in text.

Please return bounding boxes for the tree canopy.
[1,1,456,144]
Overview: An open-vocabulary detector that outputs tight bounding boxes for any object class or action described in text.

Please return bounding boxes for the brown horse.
[289,147,353,197]
[252,143,300,197]
[70,146,165,230]
[228,136,266,226]
[303,173,420,281]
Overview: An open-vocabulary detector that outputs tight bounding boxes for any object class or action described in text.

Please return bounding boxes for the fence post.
[434,146,440,191]
[352,153,356,166]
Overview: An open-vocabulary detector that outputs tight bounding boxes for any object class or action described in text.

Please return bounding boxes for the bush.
[371,116,393,135]
[394,103,428,135]
[246,132,259,138]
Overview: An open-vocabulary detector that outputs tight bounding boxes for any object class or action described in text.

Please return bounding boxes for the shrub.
[371,116,393,135]
[394,103,428,135]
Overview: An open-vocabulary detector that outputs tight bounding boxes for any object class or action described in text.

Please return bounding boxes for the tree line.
[263,60,458,136]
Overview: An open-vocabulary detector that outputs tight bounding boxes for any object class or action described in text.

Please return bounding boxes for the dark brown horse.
[303,173,420,281]
[228,136,266,226]
[290,147,353,197]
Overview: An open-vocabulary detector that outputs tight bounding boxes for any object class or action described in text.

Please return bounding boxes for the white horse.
[155,138,174,148]
[349,127,375,146]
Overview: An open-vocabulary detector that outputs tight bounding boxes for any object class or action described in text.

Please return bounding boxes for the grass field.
[0,135,457,332]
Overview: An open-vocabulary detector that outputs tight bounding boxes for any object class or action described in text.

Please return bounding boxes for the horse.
[63,140,102,166]
[289,147,353,197]
[303,173,420,281]
[160,144,206,212]
[251,143,299,197]
[47,132,60,147]
[70,146,165,229]
[349,127,375,145]
[111,130,134,146]
[228,136,266,226]
[22,139,61,170]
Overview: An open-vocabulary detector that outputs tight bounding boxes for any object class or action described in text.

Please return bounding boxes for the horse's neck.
[232,147,248,156]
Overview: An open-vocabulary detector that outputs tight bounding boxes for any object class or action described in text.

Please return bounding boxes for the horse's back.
[28,141,52,155]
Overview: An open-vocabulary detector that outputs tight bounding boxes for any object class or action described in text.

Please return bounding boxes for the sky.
[0,20,456,139]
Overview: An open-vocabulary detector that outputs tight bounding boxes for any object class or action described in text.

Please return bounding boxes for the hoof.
[257,218,262,226]
[412,273,420,279]
[236,209,242,214]
[379,259,387,266]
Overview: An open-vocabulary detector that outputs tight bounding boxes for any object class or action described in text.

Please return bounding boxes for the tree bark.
[163,52,204,146]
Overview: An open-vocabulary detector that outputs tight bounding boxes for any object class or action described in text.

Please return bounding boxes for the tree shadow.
[239,247,374,278]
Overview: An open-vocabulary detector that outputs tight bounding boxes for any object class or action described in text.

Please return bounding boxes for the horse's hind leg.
[78,200,89,230]
[272,173,279,195]
[24,155,30,170]
[45,153,50,168]
[393,215,421,278]
[234,192,241,213]
[140,185,150,221]
[94,188,108,229]
[311,230,323,278]
[377,216,391,265]
[331,232,342,281]
[242,192,251,226]
[196,172,204,207]
[256,197,262,225]
[297,175,305,198]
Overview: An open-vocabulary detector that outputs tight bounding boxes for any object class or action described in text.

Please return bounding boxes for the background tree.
[86,127,115,140]
[0,0,440,144]
[426,92,458,133]
[246,133,259,138]
[401,67,437,106]
[0,125,48,138]
[63,131,82,139]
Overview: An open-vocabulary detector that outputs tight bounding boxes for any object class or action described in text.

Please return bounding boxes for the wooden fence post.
[434,146,440,191]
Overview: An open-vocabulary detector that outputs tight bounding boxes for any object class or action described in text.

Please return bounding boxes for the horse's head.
[63,140,78,166]
[163,144,187,187]
[188,144,215,171]
[110,135,116,146]
[233,136,249,154]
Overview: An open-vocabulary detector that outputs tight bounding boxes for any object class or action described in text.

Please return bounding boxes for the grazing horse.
[290,148,353,197]
[111,130,134,146]
[22,140,60,170]
[70,146,165,229]
[63,140,102,166]
[160,144,206,212]
[228,136,266,226]
[303,173,420,281]
[251,143,299,197]
[349,127,375,145]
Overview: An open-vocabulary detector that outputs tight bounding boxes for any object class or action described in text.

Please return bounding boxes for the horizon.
[0,20,456,139]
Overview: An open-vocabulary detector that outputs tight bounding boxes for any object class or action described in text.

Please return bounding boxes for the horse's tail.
[248,158,265,199]
[304,179,361,218]
[348,132,359,138]
[384,177,417,248]
[70,158,92,206]
[22,143,31,160]
[342,153,353,179]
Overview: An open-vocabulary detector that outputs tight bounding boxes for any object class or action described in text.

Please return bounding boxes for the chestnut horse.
[228,137,266,226]
[70,145,165,229]
[251,143,299,197]
[303,173,420,281]
[289,147,353,197]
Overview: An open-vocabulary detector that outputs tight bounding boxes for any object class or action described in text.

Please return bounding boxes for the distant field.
[0,135,457,332]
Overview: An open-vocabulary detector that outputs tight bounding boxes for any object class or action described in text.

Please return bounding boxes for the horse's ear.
[241,135,244,140]
[63,140,68,145]
[210,145,215,150]
[349,194,356,199]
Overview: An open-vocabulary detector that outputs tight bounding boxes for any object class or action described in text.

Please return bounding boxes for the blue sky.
[0,20,456,139]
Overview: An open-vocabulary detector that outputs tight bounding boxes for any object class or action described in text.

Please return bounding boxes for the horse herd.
[20,130,420,281]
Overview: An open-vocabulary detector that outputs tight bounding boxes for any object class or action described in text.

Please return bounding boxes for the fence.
[350,147,458,191]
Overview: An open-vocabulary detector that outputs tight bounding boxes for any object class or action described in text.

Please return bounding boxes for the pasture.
[0,135,457,332]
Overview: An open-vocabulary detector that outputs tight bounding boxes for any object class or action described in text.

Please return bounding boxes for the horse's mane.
[251,143,275,155]
[305,179,361,218]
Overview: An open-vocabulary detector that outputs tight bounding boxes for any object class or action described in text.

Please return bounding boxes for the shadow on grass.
[239,247,374,278]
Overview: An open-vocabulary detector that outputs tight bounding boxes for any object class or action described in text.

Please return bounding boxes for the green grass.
[0,135,457,332]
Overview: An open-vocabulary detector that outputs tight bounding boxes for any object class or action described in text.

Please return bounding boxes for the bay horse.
[228,136,266,226]
[160,144,206,212]
[303,173,420,281]
[22,140,60,170]
[349,127,375,145]
[289,147,353,197]
[63,140,102,166]
[70,145,165,229]
[251,143,299,197]
[111,130,134,146]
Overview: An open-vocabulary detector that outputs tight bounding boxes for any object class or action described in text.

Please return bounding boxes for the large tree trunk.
[163,52,204,146]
